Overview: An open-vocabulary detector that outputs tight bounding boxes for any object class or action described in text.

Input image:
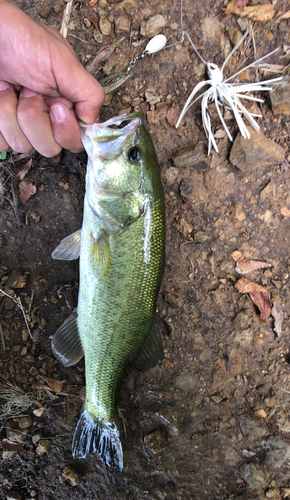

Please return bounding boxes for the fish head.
[80,113,158,213]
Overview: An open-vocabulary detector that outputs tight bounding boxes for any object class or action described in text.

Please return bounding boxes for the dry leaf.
[19,180,36,203]
[15,159,32,180]
[40,376,63,393]
[86,14,98,30]
[32,383,55,400]
[235,278,267,293]
[244,4,275,22]
[271,303,283,338]
[2,439,26,453]
[86,45,116,75]
[249,290,271,320]
[235,259,272,274]
[89,0,99,5]
[275,10,290,23]
[33,404,48,417]
[225,1,275,21]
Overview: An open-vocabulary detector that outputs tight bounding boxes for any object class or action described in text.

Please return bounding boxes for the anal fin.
[51,309,84,367]
[129,313,164,370]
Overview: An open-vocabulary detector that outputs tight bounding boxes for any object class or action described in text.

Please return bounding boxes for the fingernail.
[0,81,10,91]
[50,104,67,123]
[21,88,38,98]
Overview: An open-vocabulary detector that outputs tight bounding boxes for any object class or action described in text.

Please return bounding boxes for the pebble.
[239,415,267,439]
[6,270,27,289]
[240,463,267,489]
[83,18,92,29]
[162,166,179,185]
[144,430,166,454]
[115,16,131,33]
[145,87,161,105]
[172,144,207,169]
[263,436,290,468]
[99,18,111,36]
[18,416,32,429]
[230,127,286,172]
[5,492,23,500]
[119,0,138,11]
[63,467,82,486]
[175,217,193,237]
[270,83,290,115]
[36,439,51,455]
[173,372,198,392]
[140,14,166,38]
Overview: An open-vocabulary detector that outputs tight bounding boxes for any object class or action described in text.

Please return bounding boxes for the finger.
[50,103,83,153]
[0,81,33,153]
[51,52,105,125]
[0,131,9,153]
[17,88,62,157]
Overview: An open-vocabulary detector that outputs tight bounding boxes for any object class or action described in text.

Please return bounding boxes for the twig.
[0,288,32,339]
[0,322,5,351]
[275,385,290,395]
[60,0,74,39]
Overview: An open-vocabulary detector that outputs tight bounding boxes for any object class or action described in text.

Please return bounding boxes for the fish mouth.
[80,112,145,161]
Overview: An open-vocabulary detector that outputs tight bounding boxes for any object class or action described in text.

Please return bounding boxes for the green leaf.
[0,151,7,160]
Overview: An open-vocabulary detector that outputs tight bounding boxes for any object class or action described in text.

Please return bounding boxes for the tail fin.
[72,409,123,470]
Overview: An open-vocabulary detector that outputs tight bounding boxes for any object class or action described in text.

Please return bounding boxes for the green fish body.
[51,113,165,470]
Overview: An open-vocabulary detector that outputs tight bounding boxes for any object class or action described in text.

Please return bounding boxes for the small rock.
[115,16,131,33]
[230,127,285,172]
[145,87,161,105]
[162,167,179,185]
[239,415,267,439]
[240,463,267,489]
[173,372,198,392]
[93,29,103,43]
[233,328,254,348]
[83,18,92,28]
[172,144,207,169]
[140,14,166,38]
[63,467,82,486]
[263,436,290,468]
[6,492,23,500]
[204,170,216,190]
[119,0,138,11]
[144,430,166,454]
[18,416,32,429]
[270,83,290,115]
[39,6,50,19]
[175,217,193,237]
[36,439,51,455]
[274,411,290,433]
[6,269,27,289]
[99,17,111,36]
[194,230,208,243]
[258,209,273,224]
[164,292,183,308]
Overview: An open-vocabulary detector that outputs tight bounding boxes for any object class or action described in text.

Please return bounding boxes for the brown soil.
[1,1,290,499]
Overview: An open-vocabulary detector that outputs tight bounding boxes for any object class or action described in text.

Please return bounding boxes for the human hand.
[0,0,105,157]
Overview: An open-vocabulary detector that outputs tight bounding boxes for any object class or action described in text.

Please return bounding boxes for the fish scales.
[51,112,165,470]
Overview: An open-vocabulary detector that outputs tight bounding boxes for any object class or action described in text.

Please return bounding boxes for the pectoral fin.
[52,229,82,260]
[51,309,84,367]
[129,313,164,370]
[91,231,112,275]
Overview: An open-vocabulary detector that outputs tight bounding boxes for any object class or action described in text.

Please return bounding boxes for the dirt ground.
[1,0,290,499]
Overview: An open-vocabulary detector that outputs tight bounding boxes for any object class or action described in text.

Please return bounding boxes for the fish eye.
[128,147,140,162]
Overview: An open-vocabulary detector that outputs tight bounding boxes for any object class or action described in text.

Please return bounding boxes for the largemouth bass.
[51,113,165,470]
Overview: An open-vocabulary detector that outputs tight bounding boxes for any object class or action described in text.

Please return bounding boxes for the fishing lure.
[100,34,167,94]
[176,29,285,154]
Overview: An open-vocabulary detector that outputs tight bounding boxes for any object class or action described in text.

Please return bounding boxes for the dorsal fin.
[51,309,84,367]
[52,229,81,260]
[129,313,164,370]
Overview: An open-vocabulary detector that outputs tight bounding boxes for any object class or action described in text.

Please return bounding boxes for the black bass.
[51,113,165,470]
